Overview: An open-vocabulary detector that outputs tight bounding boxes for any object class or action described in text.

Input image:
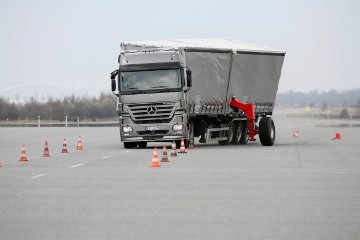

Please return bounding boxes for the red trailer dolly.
[229,97,259,142]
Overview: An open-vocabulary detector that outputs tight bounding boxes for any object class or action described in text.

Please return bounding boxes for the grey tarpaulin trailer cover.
[112,39,286,147]
[120,39,285,115]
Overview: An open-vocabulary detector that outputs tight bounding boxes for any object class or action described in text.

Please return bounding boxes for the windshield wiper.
[150,86,171,88]
[123,87,146,94]
[149,86,178,92]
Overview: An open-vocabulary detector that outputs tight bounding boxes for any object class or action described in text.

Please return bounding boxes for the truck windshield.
[120,69,181,93]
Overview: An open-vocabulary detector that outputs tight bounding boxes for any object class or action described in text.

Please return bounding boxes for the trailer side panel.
[185,51,232,114]
[228,53,285,106]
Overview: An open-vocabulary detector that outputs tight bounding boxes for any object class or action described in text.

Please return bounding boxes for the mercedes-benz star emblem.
[147,106,157,115]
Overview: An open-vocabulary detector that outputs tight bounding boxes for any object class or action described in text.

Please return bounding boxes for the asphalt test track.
[1,116,360,240]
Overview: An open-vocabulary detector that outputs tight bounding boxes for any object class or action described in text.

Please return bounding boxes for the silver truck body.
[113,39,285,147]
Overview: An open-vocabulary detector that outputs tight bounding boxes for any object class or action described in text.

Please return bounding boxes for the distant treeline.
[0,93,117,121]
[2,89,360,120]
[276,89,360,106]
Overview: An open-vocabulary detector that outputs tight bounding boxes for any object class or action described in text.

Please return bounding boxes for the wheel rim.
[228,123,235,143]
[236,124,242,142]
[270,124,275,139]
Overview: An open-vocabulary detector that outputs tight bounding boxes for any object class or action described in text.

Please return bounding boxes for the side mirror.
[186,69,192,87]
[111,79,116,92]
[110,70,119,92]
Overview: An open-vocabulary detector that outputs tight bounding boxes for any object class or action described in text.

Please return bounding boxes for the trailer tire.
[240,120,249,145]
[233,121,248,145]
[124,142,136,149]
[228,121,236,144]
[259,117,275,146]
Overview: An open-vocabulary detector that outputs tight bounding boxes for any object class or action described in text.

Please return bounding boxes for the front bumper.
[120,117,188,142]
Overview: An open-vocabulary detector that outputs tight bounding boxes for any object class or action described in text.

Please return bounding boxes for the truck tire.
[233,121,248,145]
[240,120,249,145]
[259,117,275,146]
[124,142,136,149]
[184,139,190,148]
[176,140,181,149]
[176,139,189,149]
[227,121,236,144]
[137,142,147,148]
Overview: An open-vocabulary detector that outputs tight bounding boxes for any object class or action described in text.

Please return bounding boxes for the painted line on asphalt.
[125,151,130,153]
[70,163,85,168]
[30,174,48,179]
[102,156,110,159]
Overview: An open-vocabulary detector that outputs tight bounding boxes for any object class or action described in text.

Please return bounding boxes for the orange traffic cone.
[19,144,28,162]
[160,145,170,162]
[0,161,3,168]
[178,138,187,153]
[76,136,84,150]
[332,132,341,140]
[150,147,161,168]
[171,141,177,157]
[189,136,194,150]
[42,140,50,157]
[61,139,69,153]
[292,131,300,137]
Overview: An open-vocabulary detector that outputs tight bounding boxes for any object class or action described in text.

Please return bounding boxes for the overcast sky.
[0,0,359,95]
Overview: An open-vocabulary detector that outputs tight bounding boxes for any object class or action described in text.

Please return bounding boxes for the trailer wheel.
[259,117,275,146]
[233,121,248,145]
[240,120,249,145]
[228,122,236,144]
[124,142,136,149]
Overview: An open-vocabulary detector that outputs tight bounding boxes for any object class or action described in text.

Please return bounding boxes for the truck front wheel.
[259,117,275,146]
[137,142,147,148]
[124,142,136,149]
[176,140,181,149]
[176,139,189,149]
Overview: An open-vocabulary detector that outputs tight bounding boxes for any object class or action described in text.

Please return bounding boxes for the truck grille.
[127,102,176,124]
[136,130,169,135]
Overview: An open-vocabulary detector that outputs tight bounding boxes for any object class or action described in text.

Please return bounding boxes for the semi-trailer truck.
[110,39,285,148]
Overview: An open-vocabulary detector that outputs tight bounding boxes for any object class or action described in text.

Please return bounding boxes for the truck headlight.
[122,126,133,132]
[172,124,183,131]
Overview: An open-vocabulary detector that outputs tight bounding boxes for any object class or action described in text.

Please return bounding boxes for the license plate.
[145,126,160,131]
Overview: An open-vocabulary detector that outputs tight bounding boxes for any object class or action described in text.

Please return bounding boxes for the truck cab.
[111,50,192,148]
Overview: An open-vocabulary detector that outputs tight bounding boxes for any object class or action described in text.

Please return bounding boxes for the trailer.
[110,39,285,148]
